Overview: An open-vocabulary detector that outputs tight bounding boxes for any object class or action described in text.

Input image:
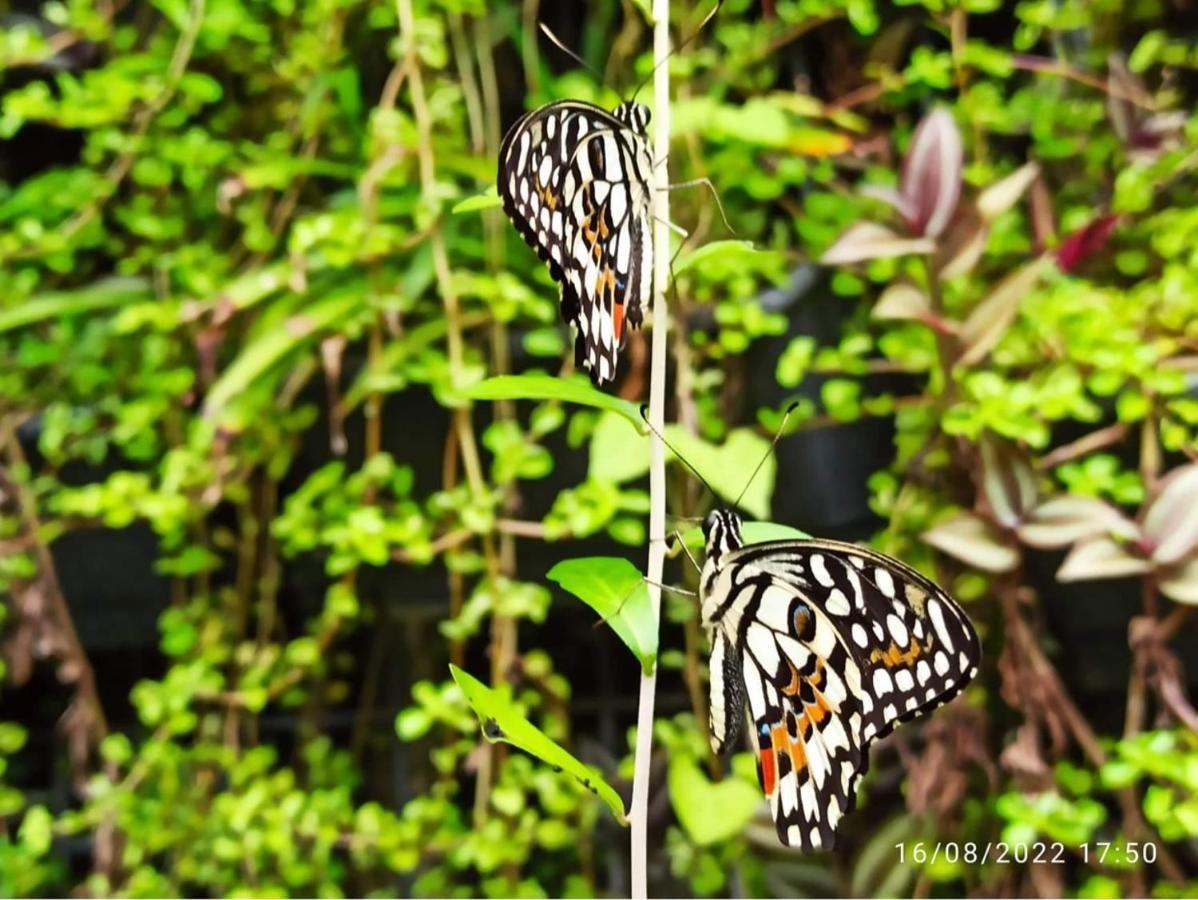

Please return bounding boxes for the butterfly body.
[700,508,980,851]
[498,100,655,385]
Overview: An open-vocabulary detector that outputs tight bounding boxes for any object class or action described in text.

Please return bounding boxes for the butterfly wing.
[741,541,981,743]
[709,573,867,850]
[710,540,980,849]
[498,100,654,385]
[707,631,744,755]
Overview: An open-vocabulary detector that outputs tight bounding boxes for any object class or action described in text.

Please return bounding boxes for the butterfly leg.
[642,577,697,598]
[666,529,702,574]
[658,176,735,236]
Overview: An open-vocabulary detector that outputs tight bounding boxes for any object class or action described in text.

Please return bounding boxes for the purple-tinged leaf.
[1107,54,1185,158]
[1018,496,1140,549]
[1160,557,1198,606]
[957,256,1051,366]
[820,222,935,265]
[1056,215,1119,274]
[872,283,930,321]
[977,162,1041,221]
[1056,536,1150,582]
[923,512,1018,573]
[937,211,989,281]
[1029,177,1057,251]
[979,437,1038,529]
[860,184,918,222]
[1142,464,1198,565]
[900,107,963,238]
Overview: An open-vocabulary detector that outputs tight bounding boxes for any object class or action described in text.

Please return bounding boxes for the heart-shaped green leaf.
[547,557,657,673]
[668,753,762,846]
[664,426,775,520]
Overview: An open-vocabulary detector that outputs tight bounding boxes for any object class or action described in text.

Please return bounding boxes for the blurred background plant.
[1,0,1197,896]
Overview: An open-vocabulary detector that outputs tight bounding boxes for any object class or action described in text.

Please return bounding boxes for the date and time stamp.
[894,841,1158,867]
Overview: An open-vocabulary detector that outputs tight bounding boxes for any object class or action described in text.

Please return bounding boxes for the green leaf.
[679,519,811,550]
[204,290,362,419]
[546,557,657,673]
[460,375,645,432]
[674,240,784,278]
[668,754,761,846]
[449,665,628,824]
[589,411,649,483]
[452,187,502,214]
[663,426,775,519]
[0,277,151,334]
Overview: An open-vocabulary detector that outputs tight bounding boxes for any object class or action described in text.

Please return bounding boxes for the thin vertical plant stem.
[630,2,670,896]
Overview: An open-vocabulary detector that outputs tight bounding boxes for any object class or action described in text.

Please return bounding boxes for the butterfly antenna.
[639,403,715,499]
[538,22,605,85]
[628,0,723,102]
[732,400,801,511]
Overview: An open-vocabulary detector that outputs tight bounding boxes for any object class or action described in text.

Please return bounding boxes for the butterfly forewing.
[498,100,654,385]
[700,515,980,851]
[738,540,981,745]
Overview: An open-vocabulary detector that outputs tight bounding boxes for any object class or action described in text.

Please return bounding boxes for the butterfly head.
[702,508,743,560]
[613,101,651,135]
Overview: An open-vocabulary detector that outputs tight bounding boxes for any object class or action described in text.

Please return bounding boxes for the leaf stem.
[630,3,670,896]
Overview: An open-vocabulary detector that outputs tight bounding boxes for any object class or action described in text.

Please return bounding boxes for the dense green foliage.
[1,0,1197,896]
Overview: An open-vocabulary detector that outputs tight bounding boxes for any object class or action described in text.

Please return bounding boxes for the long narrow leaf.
[460,374,645,431]
[0,277,150,334]
[204,290,363,418]
[450,665,628,824]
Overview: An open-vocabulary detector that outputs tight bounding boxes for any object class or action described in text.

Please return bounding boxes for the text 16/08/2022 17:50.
[895,842,1159,866]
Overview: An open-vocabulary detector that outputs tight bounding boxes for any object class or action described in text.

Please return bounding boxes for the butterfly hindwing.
[498,100,654,385]
[700,512,981,851]
[704,565,866,851]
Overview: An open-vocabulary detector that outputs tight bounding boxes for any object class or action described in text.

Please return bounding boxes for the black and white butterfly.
[699,508,980,851]
[498,99,656,386]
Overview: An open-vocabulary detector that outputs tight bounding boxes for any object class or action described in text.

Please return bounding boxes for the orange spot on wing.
[760,746,777,795]
[613,301,625,341]
[870,636,927,669]
[771,723,808,780]
[781,661,801,697]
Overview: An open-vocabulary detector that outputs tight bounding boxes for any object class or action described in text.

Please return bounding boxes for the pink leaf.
[1017,496,1140,549]
[900,107,963,239]
[1056,536,1150,582]
[820,222,935,265]
[923,512,1019,573]
[1142,464,1198,565]
[1056,215,1119,273]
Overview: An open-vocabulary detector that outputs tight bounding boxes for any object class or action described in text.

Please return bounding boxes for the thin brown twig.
[1037,423,1130,470]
